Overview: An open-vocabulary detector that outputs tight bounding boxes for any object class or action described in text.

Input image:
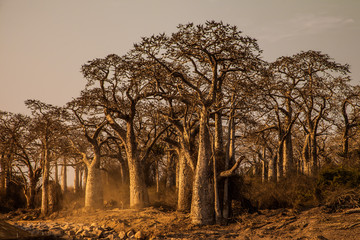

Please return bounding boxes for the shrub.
[240,176,319,211]
[317,166,360,190]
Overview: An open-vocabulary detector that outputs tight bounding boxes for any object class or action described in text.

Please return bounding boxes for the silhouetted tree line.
[1,21,359,225]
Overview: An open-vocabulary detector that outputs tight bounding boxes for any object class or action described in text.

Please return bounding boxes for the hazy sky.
[1,0,360,115]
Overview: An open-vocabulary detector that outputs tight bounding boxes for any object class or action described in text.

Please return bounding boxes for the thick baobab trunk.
[85,162,103,209]
[61,159,67,193]
[283,133,294,177]
[283,97,295,177]
[191,107,214,225]
[118,154,129,185]
[128,158,148,208]
[177,148,192,211]
[41,149,50,215]
[165,151,176,189]
[27,173,37,208]
[269,155,277,182]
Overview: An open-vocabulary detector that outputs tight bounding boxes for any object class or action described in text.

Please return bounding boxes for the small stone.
[94,229,104,238]
[127,229,135,238]
[81,230,92,238]
[118,231,127,239]
[107,234,121,240]
[75,228,84,235]
[135,230,144,239]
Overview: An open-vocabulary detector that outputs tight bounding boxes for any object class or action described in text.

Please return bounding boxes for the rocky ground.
[1,206,360,239]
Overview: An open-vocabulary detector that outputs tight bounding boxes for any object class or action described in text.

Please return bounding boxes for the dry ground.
[1,205,360,239]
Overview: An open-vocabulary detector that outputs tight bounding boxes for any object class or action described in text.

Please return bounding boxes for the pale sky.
[1,0,360,115]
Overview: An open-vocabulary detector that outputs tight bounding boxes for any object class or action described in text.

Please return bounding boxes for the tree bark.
[277,141,284,181]
[223,107,235,220]
[269,155,277,182]
[41,148,50,215]
[85,163,103,209]
[128,158,148,208]
[177,148,192,211]
[191,106,214,225]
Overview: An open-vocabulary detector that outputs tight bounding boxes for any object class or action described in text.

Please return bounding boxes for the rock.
[94,229,104,238]
[118,231,127,239]
[108,234,121,240]
[75,228,84,235]
[135,230,144,239]
[127,229,135,238]
[81,230,92,238]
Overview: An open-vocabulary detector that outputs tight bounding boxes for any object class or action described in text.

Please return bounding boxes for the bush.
[241,176,319,211]
[318,166,360,190]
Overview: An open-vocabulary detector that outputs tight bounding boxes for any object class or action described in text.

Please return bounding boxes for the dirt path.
[2,206,360,239]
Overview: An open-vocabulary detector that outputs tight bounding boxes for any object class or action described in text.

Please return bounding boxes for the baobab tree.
[81,54,168,208]
[25,100,66,215]
[278,51,350,175]
[66,94,110,209]
[135,21,262,224]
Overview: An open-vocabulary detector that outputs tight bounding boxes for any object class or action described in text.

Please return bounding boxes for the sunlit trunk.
[191,106,214,225]
[269,155,277,182]
[84,153,103,209]
[283,132,294,177]
[128,157,148,208]
[177,149,192,211]
[126,121,149,208]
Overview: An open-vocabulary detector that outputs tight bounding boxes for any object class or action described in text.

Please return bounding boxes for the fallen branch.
[218,156,245,179]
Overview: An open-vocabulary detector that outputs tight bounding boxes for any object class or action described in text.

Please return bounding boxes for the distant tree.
[338,85,360,161]
[66,95,109,209]
[25,100,66,215]
[81,54,168,208]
